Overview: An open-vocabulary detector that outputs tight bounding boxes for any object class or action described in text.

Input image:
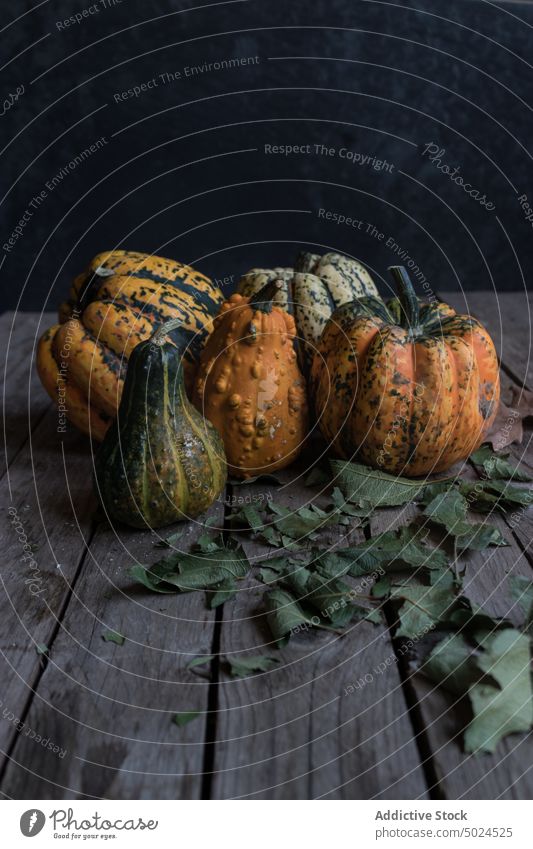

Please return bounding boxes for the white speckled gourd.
[237,251,378,372]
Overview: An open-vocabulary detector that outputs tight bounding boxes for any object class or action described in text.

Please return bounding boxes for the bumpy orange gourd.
[311,266,500,477]
[36,251,223,440]
[193,281,309,477]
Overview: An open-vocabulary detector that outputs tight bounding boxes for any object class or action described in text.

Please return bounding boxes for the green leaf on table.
[391,577,459,639]
[470,445,532,482]
[303,572,365,628]
[170,546,250,591]
[423,627,533,754]
[102,630,125,646]
[208,579,238,609]
[315,524,448,580]
[447,599,510,633]
[267,501,341,540]
[424,632,489,696]
[454,524,508,552]
[229,504,264,532]
[467,629,533,753]
[130,545,250,594]
[423,490,508,551]
[371,574,392,598]
[227,655,280,678]
[192,531,224,553]
[458,480,533,513]
[509,575,533,635]
[330,486,371,518]
[282,564,312,596]
[171,711,200,727]
[258,557,289,584]
[264,588,316,647]
[186,655,214,670]
[423,489,468,531]
[330,459,427,509]
[154,529,184,548]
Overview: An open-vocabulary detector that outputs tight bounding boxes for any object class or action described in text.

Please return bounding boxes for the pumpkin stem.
[250,279,284,314]
[77,265,115,309]
[150,318,191,349]
[388,265,421,336]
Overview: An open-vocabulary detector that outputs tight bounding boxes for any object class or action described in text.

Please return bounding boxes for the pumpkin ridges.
[404,338,455,477]
[313,266,500,477]
[313,315,383,456]
[437,333,487,467]
[82,250,222,308]
[81,300,154,360]
[53,319,125,419]
[36,326,110,440]
[95,320,227,528]
[354,327,414,468]
[37,251,224,439]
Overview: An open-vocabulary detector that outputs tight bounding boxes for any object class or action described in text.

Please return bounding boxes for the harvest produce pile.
[36,249,533,753]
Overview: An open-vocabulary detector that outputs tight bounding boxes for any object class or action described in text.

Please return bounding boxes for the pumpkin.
[37,250,223,441]
[237,251,378,372]
[193,280,309,478]
[311,265,500,477]
[94,318,227,529]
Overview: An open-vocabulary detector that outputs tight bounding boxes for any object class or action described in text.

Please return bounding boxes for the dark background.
[1,0,532,312]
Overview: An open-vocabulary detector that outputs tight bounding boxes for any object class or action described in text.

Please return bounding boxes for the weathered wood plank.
[0,500,224,799]
[1,311,54,476]
[0,409,95,779]
[210,465,428,799]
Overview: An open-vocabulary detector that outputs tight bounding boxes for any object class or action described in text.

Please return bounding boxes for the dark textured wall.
[1,0,532,311]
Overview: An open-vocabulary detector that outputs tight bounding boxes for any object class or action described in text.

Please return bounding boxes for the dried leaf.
[186,655,214,670]
[227,655,280,678]
[102,630,125,646]
[470,445,531,482]
[171,711,200,727]
[331,459,427,508]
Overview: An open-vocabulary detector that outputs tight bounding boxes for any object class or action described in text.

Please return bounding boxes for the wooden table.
[1,292,533,801]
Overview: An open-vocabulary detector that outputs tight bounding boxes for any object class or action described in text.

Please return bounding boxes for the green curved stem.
[388,265,421,336]
[150,317,187,345]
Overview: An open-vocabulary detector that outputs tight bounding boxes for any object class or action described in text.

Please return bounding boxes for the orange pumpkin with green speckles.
[193,280,309,478]
[36,251,223,440]
[311,266,500,477]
